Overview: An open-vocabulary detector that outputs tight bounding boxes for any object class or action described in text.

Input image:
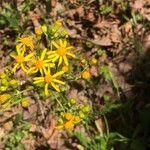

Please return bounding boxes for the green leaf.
[74,132,91,148]
[100,65,120,96]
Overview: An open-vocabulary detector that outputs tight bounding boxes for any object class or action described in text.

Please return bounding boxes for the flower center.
[45,75,53,83]
[35,60,43,69]
[15,55,24,63]
[57,47,67,56]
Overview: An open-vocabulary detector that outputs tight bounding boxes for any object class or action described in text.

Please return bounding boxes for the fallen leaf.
[90,66,99,77]
[95,118,106,136]
[3,121,13,132]
[88,37,112,46]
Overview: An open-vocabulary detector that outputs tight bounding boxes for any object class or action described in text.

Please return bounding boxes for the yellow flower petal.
[16,44,21,54]
[27,67,37,74]
[63,40,67,47]
[12,64,19,73]
[52,41,59,48]
[58,57,63,66]
[59,39,63,47]
[51,82,60,92]
[48,63,55,68]
[39,68,44,75]
[10,53,16,59]
[45,83,49,96]
[67,52,76,58]
[33,79,44,84]
[52,71,64,78]
[48,53,58,59]
[47,51,56,55]
[53,79,65,85]
[24,53,34,61]
[41,48,47,60]
[66,46,73,50]
[33,77,44,80]
[43,67,48,75]
[51,55,59,62]
[63,56,69,66]
[47,66,51,74]
[43,60,51,63]
[21,63,28,72]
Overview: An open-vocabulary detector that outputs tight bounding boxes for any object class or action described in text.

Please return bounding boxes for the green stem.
[52,92,65,112]
[104,115,109,136]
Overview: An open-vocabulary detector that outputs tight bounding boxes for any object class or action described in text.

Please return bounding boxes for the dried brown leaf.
[95,118,106,136]
[3,121,13,132]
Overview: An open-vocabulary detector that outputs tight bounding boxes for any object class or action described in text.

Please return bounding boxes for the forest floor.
[0,0,150,150]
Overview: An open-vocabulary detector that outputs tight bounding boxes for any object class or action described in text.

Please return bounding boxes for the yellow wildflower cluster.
[56,98,91,129]
[80,56,98,80]
[11,21,76,95]
[0,68,18,92]
[34,21,68,40]
[57,112,82,129]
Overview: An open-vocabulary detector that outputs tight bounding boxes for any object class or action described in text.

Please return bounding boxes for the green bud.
[81,106,91,113]
[79,111,85,119]
[0,86,8,92]
[1,79,8,85]
[42,25,47,33]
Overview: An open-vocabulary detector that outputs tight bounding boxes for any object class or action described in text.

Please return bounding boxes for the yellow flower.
[0,93,11,104]
[90,58,97,65]
[70,98,76,105]
[79,111,85,119]
[35,27,43,35]
[21,98,29,108]
[0,86,7,92]
[33,67,65,95]
[81,70,91,80]
[42,25,47,33]
[56,113,82,129]
[0,73,6,79]
[64,120,74,129]
[62,65,69,72]
[60,30,68,38]
[47,39,76,66]
[81,105,91,113]
[1,78,8,85]
[81,59,87,65]
[74,116,82,123]
[17,36,34,51]
[65,113,74,120]
[2,102,11,109]
[9,79,17,86]
[11,45,34,73]
[51,20,62,33]
[28,48,54,75]
[35,27,43,39]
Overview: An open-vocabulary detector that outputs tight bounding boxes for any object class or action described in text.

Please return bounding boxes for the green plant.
[5,114,31,150]
[75,131,127,150]
[100,65,120,97]
[0,3,21,31]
